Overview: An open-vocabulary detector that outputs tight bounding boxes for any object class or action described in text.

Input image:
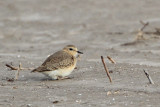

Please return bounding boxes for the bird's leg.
[57,76,73,80]
[57,76,63,80]
[63,76,71,79]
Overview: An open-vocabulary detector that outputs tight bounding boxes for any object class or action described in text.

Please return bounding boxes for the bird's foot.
[57,76,73,80]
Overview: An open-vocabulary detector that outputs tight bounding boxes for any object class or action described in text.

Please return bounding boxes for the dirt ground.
[0,0,160,107]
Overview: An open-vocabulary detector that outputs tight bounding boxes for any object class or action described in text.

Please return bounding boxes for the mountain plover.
[31,45,83,80]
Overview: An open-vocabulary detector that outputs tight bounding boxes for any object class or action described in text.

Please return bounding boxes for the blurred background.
[0,0,160,107]
[0,0,160,65]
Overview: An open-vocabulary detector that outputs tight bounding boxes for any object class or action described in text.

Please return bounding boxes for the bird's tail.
[31,66,49,73]
[31,68,38,73]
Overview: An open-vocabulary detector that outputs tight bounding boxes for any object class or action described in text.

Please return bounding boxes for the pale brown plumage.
[31,45,83,80]
[32,50,75,72]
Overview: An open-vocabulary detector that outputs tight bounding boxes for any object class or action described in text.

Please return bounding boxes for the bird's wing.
[35,51,75,72]
[31,66,51,72]
[31,51,64,72]
[42,51,66,66]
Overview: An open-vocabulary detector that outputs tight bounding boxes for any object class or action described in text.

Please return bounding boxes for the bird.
[31,45,83,80]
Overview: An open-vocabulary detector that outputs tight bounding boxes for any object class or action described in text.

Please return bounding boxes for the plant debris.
[101,56,112,83]
[53,100,59,104]
[143,69,154,84]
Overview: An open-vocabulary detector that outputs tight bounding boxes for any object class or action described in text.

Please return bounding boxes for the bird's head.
[63,45,83,57]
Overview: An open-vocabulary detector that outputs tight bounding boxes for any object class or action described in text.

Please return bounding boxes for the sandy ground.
[0,0,160,107]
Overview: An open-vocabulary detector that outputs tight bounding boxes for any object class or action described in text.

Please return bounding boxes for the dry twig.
[135,21,149,40]
[53,101,59,104]
[136,30,145,40]
[107,56,116,64]
[6,64,33,70]
[6,63,34,80]
[101,56,112,83]
[140,20,149,31]
[6,64,17,70]
[143,69,154,84]
[15,62,21,80]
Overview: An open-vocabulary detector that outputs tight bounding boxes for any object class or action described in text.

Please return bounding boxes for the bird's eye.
[69,48,73,51]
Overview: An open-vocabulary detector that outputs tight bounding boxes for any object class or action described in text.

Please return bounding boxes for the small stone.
[107,91,112,96]
[27,104,32,107]
[78,94,82,96]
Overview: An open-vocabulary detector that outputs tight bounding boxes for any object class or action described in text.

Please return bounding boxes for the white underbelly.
[42,64,76,79]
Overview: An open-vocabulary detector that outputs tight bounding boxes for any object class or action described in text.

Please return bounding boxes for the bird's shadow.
[27,76,74,81]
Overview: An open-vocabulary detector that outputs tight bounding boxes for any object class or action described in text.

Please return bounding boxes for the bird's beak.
[77,51,83,54]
